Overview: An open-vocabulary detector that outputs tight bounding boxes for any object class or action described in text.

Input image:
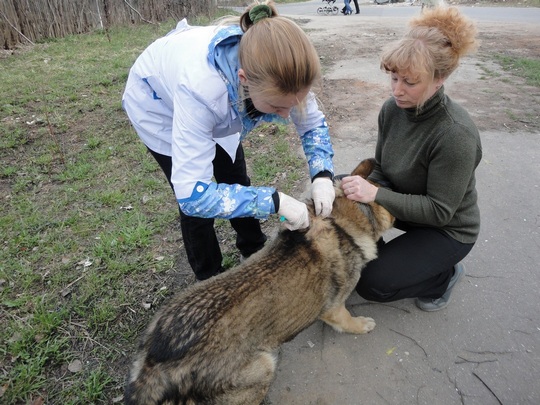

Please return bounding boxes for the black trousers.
[356,222,474,302]
[147,144,267,280]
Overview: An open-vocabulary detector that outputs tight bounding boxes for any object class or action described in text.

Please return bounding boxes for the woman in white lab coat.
[122,1,336,280]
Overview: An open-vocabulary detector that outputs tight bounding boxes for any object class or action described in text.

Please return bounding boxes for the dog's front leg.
[320,305,376,334]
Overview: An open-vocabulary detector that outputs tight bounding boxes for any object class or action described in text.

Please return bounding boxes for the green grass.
[245,124,306,192]
[0,14,306,405]
[494,54,540,87]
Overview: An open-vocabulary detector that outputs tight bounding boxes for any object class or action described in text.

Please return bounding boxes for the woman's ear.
[238,69,248,85]
[436,77,445,89]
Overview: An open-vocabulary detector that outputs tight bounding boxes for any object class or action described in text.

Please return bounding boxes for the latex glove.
[277,192,310,230]
[311,177,335,217]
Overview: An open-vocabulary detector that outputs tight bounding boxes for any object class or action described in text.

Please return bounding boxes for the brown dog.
[124,158,394,405]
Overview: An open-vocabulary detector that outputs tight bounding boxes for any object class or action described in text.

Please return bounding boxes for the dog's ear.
[350,158,376,179]
[334,183,344,198]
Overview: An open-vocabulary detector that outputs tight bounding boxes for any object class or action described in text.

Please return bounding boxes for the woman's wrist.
[370,184,379,202]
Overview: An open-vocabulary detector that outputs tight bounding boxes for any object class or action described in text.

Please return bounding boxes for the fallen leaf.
[386,346,396,355]
[112,394,124,403]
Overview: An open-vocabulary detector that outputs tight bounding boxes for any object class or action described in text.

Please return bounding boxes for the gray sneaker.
[415,262,465,312]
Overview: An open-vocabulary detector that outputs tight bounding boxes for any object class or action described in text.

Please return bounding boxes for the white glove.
[277,192,310,231]
[311,177,335,217]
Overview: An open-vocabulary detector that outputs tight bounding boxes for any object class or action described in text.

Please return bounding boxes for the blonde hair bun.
[409,6,478,58]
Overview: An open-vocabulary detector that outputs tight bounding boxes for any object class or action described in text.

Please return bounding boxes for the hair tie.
[249,4,272,24]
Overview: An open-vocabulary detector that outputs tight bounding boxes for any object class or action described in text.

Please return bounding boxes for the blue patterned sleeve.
[178,182,276,219]
[291,93,334,179]
[300,120,335,179]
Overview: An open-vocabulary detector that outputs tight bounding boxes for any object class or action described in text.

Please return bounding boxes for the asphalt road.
[275,0,540,24]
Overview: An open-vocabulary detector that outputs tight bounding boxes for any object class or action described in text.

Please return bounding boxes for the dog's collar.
[357,202,378,233]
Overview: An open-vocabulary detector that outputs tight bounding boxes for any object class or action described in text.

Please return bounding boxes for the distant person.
[343,0,359,14]
[122,1,335,280]
[341,6,481,311]
[341,0,353,15]
[352,0,360,14]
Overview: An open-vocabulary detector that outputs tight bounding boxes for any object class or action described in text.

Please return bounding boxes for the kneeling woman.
[341,6,482,311]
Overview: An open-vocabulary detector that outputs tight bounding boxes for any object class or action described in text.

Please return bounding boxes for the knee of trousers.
[356,271,398,302]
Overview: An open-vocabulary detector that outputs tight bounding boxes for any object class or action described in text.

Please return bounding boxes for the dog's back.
[125,159,394,405]
[125,230,355,404]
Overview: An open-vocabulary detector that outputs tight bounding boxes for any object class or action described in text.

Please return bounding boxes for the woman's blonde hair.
[380,6,478,104]
[237,1,321,103]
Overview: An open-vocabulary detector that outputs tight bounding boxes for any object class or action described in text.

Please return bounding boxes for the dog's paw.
[353,316,376,334]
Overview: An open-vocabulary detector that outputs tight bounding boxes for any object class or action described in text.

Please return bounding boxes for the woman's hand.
[341,176,378,203]
[277,192,310,230]
[311,177,335,217]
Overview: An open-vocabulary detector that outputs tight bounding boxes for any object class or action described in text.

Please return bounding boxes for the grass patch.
[477,62,502,81]
[245,124,306,193]
[0,13,307,405]
[494,54,540,86]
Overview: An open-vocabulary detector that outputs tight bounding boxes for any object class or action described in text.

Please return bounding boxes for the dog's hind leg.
[320,304,376,334]
[214,351,276,405]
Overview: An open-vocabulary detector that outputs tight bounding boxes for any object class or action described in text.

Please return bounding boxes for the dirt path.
[297,12,540,172]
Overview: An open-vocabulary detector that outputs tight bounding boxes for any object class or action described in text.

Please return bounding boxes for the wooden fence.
[0,0,216,50]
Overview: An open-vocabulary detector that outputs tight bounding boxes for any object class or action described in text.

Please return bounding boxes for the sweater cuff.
[272,191,280,213]
[311,170,333,182]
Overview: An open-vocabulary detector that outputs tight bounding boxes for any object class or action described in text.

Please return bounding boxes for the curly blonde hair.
[380,6,478,97]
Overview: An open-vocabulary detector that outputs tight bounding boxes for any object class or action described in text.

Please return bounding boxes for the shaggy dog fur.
[124,158,394,405]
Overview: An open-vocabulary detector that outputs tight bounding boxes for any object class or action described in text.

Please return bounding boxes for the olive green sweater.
[370,87,482,243]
